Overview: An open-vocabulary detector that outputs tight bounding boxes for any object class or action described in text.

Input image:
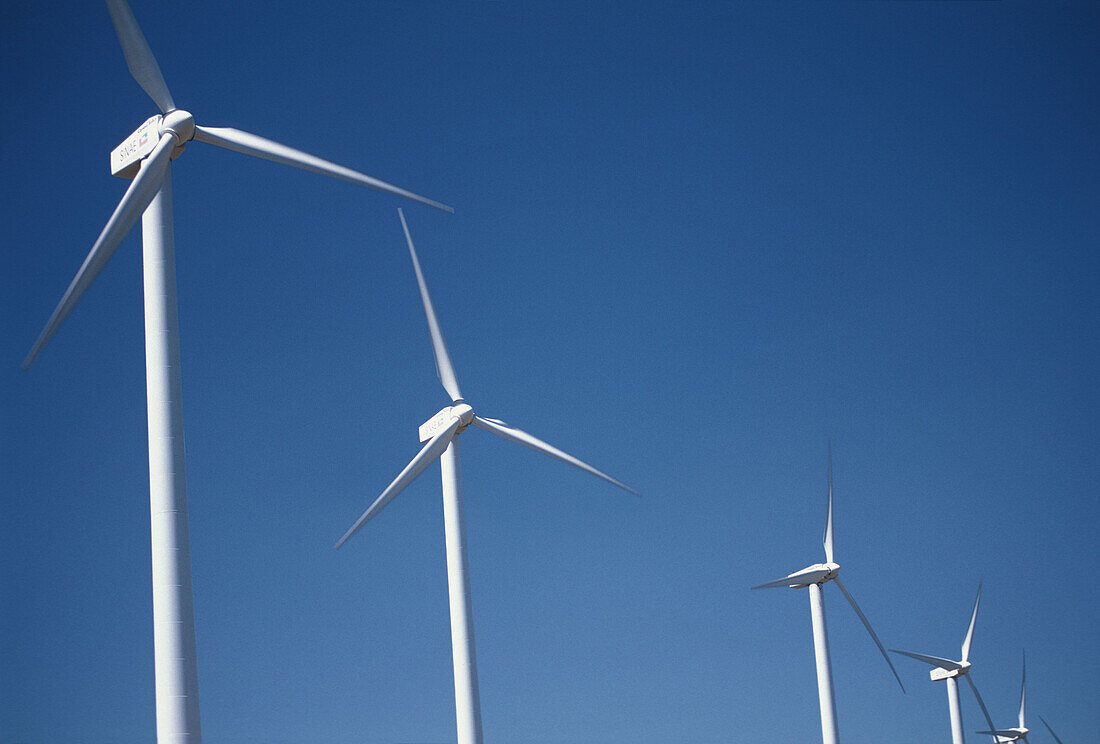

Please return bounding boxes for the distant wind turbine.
[23,2,450,743]
[890,581,999,744]
[336,209,637,744]
[978,652,1030,743]
[751,444,905,744]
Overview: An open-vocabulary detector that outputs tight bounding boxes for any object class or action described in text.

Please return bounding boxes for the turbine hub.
[160,109,195,146]
[814,562,841,583]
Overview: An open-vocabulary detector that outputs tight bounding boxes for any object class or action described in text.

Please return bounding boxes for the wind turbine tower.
[23,3,450,743]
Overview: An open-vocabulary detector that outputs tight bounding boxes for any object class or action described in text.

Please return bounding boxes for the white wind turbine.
[890,581,1000,744]
[752,445,905,744]
[978,653,1030,743]
[23,3,451,743]
[336,209,637,744]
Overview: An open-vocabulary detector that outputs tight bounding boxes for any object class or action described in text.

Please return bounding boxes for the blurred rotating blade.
[962,579,982,662]
[399,208,462,402]
[1018,651,1026,729]
[966,674,998,734]
[823,439,834,563]
[752,574,815,590]
[1038,716,1062,744]
[335,416,462,549]
[105,0,175,113]
[24,133,175,369]
[889,648,964,672]
[834,576,905,692]
[192,125,453,213]
[471,415,638,495]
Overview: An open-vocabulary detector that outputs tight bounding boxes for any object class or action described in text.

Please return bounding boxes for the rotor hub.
[160,109,195,145]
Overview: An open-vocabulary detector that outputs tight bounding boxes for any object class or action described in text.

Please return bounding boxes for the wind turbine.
[978,653,1030,743]
[336,209,637,744]
[751,444,905,744]
[23,3,450,743]
[890,581,999,744]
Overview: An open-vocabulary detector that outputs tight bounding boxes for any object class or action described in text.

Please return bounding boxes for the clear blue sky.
[2,2,1097,743]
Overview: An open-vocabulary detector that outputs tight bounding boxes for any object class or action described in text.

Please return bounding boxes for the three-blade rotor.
[337,212,637,549]
[752,447,903,692]
[890,580,999,733]
[24,0,452,368]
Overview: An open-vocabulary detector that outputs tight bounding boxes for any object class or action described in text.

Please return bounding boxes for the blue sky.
[2,1,1097,743]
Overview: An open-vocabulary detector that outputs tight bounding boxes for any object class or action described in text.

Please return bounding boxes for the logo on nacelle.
[418,403,473,442]
[110,115,162,179]
[419,406,457,443]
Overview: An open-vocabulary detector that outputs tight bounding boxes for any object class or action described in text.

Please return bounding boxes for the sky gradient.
[2,2,1097,743]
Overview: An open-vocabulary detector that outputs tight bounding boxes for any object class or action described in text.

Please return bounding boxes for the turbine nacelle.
[419,402,474,442]
[111,110,195,178]
[786,561,840,588]
[111,115,162,177]
[929,659,971,681]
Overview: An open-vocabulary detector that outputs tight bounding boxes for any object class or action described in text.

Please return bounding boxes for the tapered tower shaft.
[946,676,965,744]
[808,582,839,744]
[142,163,203,744]
[440,437,483,744]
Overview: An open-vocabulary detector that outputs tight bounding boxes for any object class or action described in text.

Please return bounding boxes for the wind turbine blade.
[823,439,834,564]
[334,416,462,549]
[833,577,905,692]
[751,575,804,590]
[888,648,964,672]
[471,415,638,495]
[398,209,462,402]
[191,125,453,213]
[1038,715,1063,744]
[962,579,982,662]
[1018,651,1026,728]
[23,133,175,369]
[104,0,175,113]
[966,674,998,734]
